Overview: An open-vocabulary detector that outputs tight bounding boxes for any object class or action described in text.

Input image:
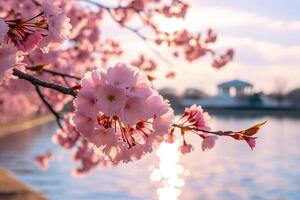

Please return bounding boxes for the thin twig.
[13,68,78,97]
[79,0,178,69]
[41,69,81,80]
[172,124,234,136]
[35,85,63,129]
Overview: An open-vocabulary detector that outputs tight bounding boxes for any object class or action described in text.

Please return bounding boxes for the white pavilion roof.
[217,79,253,89]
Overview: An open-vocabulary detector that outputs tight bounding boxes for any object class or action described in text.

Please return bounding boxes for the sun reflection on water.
[151,140,189,200]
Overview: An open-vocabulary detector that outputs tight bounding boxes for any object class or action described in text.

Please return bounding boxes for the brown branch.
[40,69,81,80]
[35,85,63,129]
[12,68,78,97]
[79,0,147,41]
[25,65,81,81]
[106,9,147,41]
[172,124,234,136]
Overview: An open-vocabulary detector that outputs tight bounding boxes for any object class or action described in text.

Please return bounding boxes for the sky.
[101,0,300,95]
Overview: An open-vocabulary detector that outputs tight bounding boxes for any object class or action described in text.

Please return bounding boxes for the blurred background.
[1,0,300,200]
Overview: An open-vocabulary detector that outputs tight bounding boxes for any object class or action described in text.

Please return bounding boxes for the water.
[0,115,300,200]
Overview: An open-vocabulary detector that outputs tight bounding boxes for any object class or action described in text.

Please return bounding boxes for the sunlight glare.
[154,15,185,33]
[151,140,188,200]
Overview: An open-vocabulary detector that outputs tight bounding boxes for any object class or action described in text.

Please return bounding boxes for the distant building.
[181,79,290,109]
[217,79,253,97]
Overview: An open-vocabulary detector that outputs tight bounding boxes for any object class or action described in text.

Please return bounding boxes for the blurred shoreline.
[0,114,54,139]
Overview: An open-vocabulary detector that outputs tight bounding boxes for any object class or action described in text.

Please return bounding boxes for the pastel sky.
[101,0,300,95]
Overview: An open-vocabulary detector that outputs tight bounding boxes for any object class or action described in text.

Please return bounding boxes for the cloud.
[216,36,300,64]
[185,5,300,31]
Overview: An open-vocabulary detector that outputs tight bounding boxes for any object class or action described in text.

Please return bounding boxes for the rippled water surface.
[0,115,300,200]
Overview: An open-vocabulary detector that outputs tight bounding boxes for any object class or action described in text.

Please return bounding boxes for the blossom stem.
[40,68,81,80]
[35,85,63,129]
[172,124,235,136]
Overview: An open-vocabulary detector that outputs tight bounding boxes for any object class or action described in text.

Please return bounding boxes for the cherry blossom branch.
[79,0,148,40]
[105,8,148,41]
[35,85,63,129]
[12,68,78,97]
[172,124,235,136]
[26,66,81,80]
[78,0,177,68]
[42,69,81,80]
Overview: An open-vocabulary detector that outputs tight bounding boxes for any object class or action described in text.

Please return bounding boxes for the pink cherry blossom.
[106,63,138,88]
[16,32,43,53]
[183,104,211,131]
[52,114,79,149]
[40,0,72,51]
[74,63,174,164]
[35,151,52,171]
[72,139,108,176]
[150,95,174,134]
[201,135,218,151]
[180,143,193,154]
[131,54,157,72]
[89,127,119,149]
[0,44,24,82]
[73,86,98,118]
[161,1,189,18]
[212,48,234,69]
[96,84,126,117]
[119,95,147,125]
[165,133,176,144]
[73,112,95,138]
[0,19,8,43]
[0,0,238,175]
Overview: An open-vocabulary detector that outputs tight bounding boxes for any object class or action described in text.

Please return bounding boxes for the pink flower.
[89,127,118,149]
[16,32,43,53]
[74,63,174,164]
[106,63,137,88]
[160,1,189,18]
[73,86,98,118]
[180,143,193,154]
[119,95,147,125]
[0,44,24,82]
[244,136,257,150]
[150,96,174,134]
[71,140,105,176]
[201,135,218,151]
[129,74,153,98]
[40,0,72,51]
[212,48,234,69]
[81,70,104,90]
[73,112,95,138]
[164,133,176,144]
[0,19,9,43]
[35,151,52,171]
[184,104,211,130]
[96,84,126,117]
[52,114,79,149]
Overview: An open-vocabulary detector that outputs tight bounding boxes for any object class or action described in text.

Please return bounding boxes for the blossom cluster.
[0,0,234,125]
[74,63,174,164]
[0,0,250,176]
[167,104,219,154]
[169,105,265,154]
[0,0,72,83]
[46,63,264,175]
